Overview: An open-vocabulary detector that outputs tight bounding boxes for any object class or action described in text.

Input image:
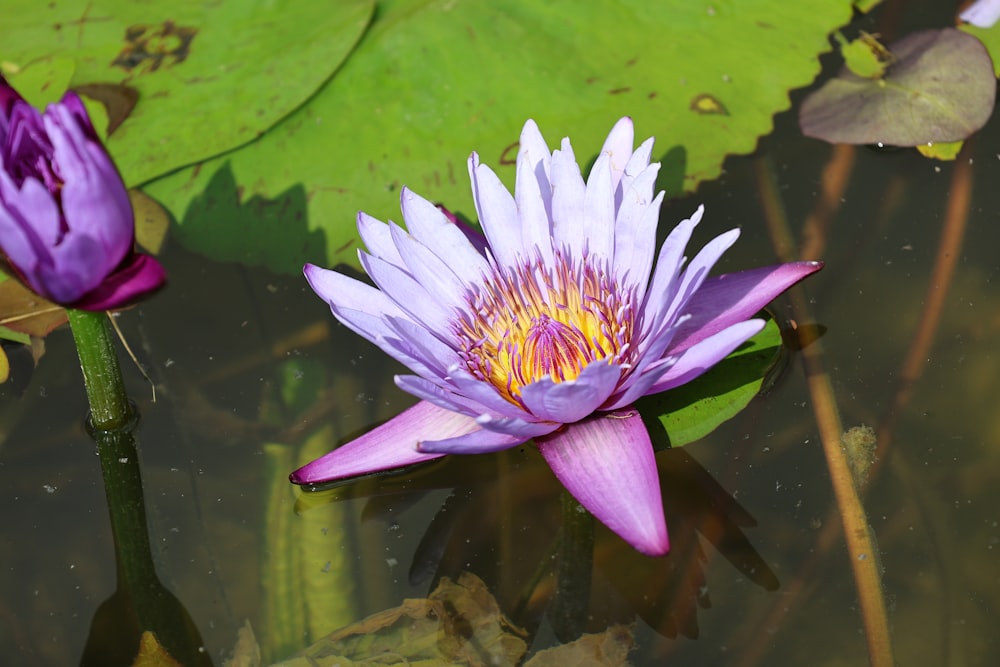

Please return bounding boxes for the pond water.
[3,8,1000,667]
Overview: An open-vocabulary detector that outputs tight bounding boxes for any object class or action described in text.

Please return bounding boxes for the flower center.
[455,250,635,408]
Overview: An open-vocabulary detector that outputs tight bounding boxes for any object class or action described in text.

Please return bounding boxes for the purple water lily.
[293,118,821,556]
[0,76,165,310]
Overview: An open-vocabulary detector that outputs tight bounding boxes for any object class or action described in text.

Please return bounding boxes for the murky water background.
[3,6,1000,665]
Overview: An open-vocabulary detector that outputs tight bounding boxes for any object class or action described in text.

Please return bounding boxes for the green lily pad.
[1,57,76,108]
[799,28,996,146]
[0,0,374,186]
[145,0,853,274]
[639,317,783,449]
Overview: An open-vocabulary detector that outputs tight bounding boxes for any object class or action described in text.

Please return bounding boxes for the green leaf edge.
[638,316,783,450]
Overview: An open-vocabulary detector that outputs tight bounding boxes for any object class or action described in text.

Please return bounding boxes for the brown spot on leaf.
[690,93,729,115]
[112,21,197,75]
[608,86,631,95]
[499,141,519,165]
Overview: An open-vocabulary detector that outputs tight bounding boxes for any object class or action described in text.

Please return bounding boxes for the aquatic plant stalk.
[873,141,973,467]
[68,308,209,665]
[67,309,133,430]
[754,156,894,667]
[551,490,595,641]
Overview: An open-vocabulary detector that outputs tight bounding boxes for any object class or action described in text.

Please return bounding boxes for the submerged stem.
[755,156,894,667]
[550,491,595,642]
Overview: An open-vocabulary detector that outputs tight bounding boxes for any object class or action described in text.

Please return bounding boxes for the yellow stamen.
[455,251,633,407]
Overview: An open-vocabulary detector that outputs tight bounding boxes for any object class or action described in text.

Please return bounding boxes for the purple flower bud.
[0,76,165,310]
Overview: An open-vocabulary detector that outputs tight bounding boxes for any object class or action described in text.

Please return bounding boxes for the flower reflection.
[294,117,821,555]
[304,443,777,643]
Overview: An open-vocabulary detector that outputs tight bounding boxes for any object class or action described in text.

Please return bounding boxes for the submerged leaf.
[280,572,527,667]
[800,28,996,146]
[523,625,634,667]
[223,621,262,667]
[0,274,67,337]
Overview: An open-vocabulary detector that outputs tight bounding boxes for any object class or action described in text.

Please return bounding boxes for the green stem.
[66,309,210,665]
[67,309,133,431]
[550,491,595,642]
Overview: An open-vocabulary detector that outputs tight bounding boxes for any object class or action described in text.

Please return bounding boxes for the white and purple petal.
[639,206,703,334]
[399,187,491,283]
[581,153,616,258]
[612,168,663,288]
[519,359,623,423]
[669,261,824,354]
[469,153,522,267]
[417,428,530,455]
[357,212,405,267]
[658,226,742,330]
[645,319,765,395]
[360,251,453,332]
[388,221,469,311]
[515,120,555,264]
[305,262,409,323]
[549,138,587,256]
[475,413,561,440]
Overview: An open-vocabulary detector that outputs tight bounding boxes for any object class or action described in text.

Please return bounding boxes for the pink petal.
[289,401,476,485]
[537,408,669,556]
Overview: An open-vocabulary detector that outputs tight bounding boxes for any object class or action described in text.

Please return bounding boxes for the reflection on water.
[4,45,1000,667]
